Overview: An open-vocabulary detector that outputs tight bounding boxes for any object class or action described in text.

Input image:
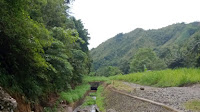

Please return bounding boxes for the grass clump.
[83,76,109,83]
[109,68,200,87]
[184,100,200,111]
[60,84,90,103]
[90,92,96,96]
[82,96,96,106]
[96,85,106,112]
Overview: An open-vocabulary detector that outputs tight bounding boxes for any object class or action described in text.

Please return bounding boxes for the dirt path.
[123,82,200,112]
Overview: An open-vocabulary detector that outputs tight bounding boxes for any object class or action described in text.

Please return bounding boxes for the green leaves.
[51,27,80,45]
[95,66,122,77]
[130,48,167,73]
[0,0,91,104]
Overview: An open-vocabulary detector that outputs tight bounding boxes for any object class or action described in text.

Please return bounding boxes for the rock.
[140,87,144,90]
[0,86,17,112]
[107,109,117,112]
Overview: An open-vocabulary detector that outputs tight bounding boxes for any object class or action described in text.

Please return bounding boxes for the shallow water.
[73,92,98,112]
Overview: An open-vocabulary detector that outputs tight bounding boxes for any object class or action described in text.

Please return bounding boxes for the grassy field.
[60,84,90,103]
[109,68,200,87]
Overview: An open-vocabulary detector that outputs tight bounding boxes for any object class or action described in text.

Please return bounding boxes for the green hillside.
[90,22,200,75]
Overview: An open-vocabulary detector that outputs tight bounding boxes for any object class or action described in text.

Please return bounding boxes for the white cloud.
[70,0,200,49]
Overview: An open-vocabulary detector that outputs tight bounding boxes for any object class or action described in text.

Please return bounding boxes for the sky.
[70,0,200,49]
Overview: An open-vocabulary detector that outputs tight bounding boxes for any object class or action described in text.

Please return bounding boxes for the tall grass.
[60,84,90,103]
[110,68,200,87]
[96,85,106,112]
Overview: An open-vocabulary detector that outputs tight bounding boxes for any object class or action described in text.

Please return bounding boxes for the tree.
[130,48,167,73]
[0,0,91,105]
[96,66,122,77]
[71,17,90,52]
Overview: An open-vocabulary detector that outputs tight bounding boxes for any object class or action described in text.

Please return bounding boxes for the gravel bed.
[123,82,200,112]
[105,88,173,112]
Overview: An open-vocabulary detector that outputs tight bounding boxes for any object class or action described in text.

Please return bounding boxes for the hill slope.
[90,22,200,74]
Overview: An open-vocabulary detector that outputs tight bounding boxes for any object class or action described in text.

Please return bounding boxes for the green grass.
[96,85,106,112]
[83,76,109,83]
[82,96,96,106]
[184,100,200,111]
[90,92,96,96]
[109,68,200,87]
[60,84,90,103]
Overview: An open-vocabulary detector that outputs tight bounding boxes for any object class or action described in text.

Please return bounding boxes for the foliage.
[71,17,90,52]
[60,84,90,103]
[109,68,200,87]
[0,0,91,107]
[83,76,109,83]
[96,85,106,112]
[95,66,122,77]
[130,48,167,72]
[91,22,200,74]
[0,0,52,99]
[69,49,89,85]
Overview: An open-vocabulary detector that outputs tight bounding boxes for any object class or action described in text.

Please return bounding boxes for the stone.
[140,87,145,90]
[0,86,17,112]
[107,109,117,112]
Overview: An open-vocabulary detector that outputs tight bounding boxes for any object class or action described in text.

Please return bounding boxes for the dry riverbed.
[123,82,200,112]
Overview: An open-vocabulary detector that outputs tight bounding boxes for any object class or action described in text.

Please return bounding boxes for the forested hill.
[90,22,200,75]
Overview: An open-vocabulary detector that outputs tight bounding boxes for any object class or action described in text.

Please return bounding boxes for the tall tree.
[130,48,167,73]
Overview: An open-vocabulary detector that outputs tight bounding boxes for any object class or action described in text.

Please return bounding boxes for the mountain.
[90,22,200,74]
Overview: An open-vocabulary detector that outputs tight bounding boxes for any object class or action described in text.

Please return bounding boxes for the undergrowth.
[96,85,106,112]
[60,84,90,103]
[109,68,200,87]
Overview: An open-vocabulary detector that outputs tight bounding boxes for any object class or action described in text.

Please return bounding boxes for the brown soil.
[12,94,32,112]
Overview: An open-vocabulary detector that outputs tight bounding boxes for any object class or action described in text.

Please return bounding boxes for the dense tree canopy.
[0,0,91,105]
[130,48,167,73]
[95,66,122,77]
